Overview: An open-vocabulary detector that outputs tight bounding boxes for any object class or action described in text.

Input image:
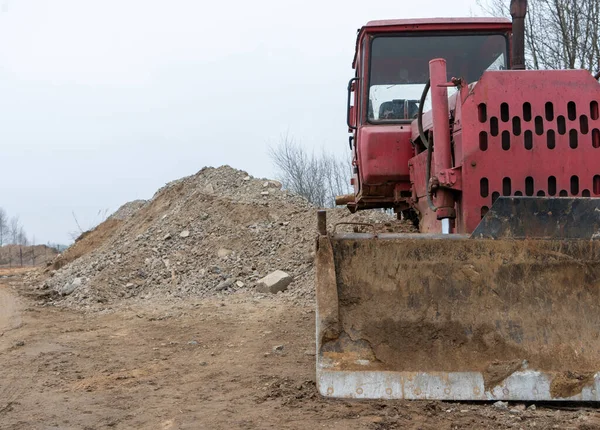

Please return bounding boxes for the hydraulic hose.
[417,80,437,212]
[417,80,431,149]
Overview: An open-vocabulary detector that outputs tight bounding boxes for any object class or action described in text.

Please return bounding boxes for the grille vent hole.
[512,117,521,136]
[548,176,557,196]
[481,206,489,219]
[524,130,533,150]
[568,101,577,121]
[535,116,544,135]
[580,116,589,134]
[545,102,554,121]
[559,190,568,196]
[523,102,532,121]
[501,103,509,122]
[537,190,546,196]
[502,177,511,196]
[571,176,579,195]
[490,117,499,136]
[492,192,500,204]
[479,131,488,151]
[478,104,487,123]
[594,175,600,195]
[593,129,600,148]
[502,131,510,150]
[582,189,591,197]
[480,178,489,197]
[569,130,578,148]
[558,116,566,135]
[525,177,534,196]
[547,130,556,149]
[514,191,523,196]
[591,101,599,121]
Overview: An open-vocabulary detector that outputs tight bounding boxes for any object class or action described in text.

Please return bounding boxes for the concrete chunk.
[256,270,292,294]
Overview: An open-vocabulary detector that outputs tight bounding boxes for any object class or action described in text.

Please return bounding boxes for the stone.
[256,270,293,294]
[243,176,250,181]
[162,233,172,240]
[126,282,135,288]
[179,230,190,238]
[264,180,282,189]
[217,248,233,258]
[187,340,199,345]
[61,277,82,296]
[235,281,245,288]
[493,401,508,410]
[527,404,536,411]
[304,350,315,356]
[261,191,269,196]
[204,184,215,194]
[216,278,235,291]
[199,212,209,220]
[273,345,284,352]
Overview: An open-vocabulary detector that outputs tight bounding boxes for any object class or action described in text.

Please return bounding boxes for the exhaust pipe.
[510,0,527,70]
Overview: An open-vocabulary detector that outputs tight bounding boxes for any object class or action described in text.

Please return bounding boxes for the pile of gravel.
[39,166,410,310]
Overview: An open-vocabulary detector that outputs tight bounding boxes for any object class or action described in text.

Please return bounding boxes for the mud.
[551,372,596,399]
[483,360,525,391]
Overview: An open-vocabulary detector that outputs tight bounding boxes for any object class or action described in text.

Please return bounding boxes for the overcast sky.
[0,0,485,244]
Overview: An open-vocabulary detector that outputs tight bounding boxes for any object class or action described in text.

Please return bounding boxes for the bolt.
[471,161,477,167]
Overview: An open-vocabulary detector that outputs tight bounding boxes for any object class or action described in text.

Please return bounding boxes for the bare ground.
[2,270,600,430]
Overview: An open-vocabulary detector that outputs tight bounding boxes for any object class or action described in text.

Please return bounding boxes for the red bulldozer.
[315,0,600,401]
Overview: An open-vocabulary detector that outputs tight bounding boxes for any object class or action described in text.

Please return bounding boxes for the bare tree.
[268,134,352,208]
[0,207,7,246]
[478,0,600,73]
[9,216,19,245]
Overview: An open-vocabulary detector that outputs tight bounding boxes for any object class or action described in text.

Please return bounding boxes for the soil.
[2,269,600,430]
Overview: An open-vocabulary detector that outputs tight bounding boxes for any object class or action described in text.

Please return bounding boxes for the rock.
[15,340,25,347]
[179,230,190,238]
[256,270,293,294]
[162,233,172,240]
[216,278,235,291]
[514,404,526,411]
[217,248,233,258]
[527,404,536,411]
[273,345,284,352]
[509,408,522,414]
[304,350,315,356]
[493,401,508,410]
[243,176,250,181]
[199,212,209,220]
[235,281,245,288]
[261,191,269,196]
[199,361,208,366]
[126,282,135,288]
[264,180,282,189]
[61,277,82,296]
[204,184,215,194]
[187,340,199,345]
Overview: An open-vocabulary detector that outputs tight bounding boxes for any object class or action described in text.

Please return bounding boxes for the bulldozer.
[315,0,600,401]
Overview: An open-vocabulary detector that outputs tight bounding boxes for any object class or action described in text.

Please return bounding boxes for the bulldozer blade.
[472,197,600,239]
[316,233,600,401]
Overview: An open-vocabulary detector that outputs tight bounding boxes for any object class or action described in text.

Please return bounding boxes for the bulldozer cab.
[319,6,600,402]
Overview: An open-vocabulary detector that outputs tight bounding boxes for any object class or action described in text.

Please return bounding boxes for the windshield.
[368,33,508,122]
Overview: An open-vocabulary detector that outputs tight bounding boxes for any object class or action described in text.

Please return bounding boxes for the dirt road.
[1,271,600,429]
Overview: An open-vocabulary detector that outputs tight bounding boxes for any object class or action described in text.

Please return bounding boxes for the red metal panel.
[357,126,413,185]
[365,18,512,30]
[457,69,600,233]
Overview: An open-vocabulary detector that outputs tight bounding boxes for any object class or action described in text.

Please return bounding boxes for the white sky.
[0,0,483,244]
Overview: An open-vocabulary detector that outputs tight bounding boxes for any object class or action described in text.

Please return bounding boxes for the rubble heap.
[41,166,413,309]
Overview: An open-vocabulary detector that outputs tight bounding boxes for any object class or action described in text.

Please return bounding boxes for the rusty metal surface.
[316,234,600,400]
[472,197,600,239]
